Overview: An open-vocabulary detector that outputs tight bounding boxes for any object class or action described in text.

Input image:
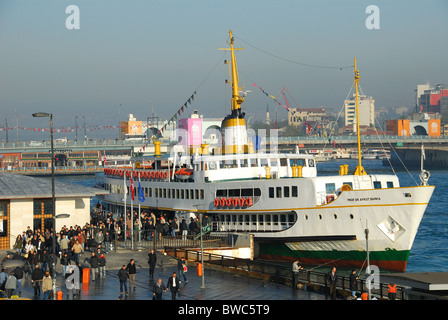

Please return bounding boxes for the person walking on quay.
[167,272,180,300]
[153,277,167,300]
[0,268,7,291]
[42,271,53,300]
[126,259,137,289]
[60,234,70,257]
[31,264,43,296]
[327,267,338,300]
[178,257,188,283]
[5,272,17,298]
[118,265,129,297]
[99,252,107,279]
[61,252,71,277]
[89,252,99,281]
[13,235,24,256]
[349,269,359,299]
[292,260,302,289]
[13,266,24,295]
[71,240,84,264]
[148,249,157,282]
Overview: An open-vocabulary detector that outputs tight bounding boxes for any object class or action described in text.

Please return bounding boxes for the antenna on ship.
[353,58,367,176]
[218,30,250,154]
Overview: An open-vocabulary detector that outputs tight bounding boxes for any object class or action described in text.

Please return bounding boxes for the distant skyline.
[1,0,447,140]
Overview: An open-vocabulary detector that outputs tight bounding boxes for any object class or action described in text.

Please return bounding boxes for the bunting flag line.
[137,90,197,153]
[253,83,313,133]
[0,124,167,133]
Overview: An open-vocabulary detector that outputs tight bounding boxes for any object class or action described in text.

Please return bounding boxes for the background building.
[0,173,107,250]
[344,94,375,128]
[288,107,327,127]
[417,83,448,113]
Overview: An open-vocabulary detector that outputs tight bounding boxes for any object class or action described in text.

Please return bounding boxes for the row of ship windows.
[106,184,205,200]
[202,158,314,170]
[268,186,298,198]
[216,213,356,223]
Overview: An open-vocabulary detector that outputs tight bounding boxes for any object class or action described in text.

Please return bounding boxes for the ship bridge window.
[240,159,248,168]
[250,159,257,167]
[290,159,306,167]
[280,158,288,167]
[219,159,237,169]
[308,159,315,167]
[269,187,274,198]
[270,159,278,167]
[276,187,282,198]
[284,186,290,197]
[292,186,298,197]
[387,181,394,188]
[260,159,268,167]
[373,181,382,189]
[325,183,336,194]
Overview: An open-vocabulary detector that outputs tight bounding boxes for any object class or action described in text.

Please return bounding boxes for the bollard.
[83,267,91,283]
[197,263,202,277]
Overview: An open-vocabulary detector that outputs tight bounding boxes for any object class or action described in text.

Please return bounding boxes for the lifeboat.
[174,168,194,180]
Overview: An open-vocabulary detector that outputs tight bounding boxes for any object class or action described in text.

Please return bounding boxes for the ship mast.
[218,30,249,154]
[353,58,366,176]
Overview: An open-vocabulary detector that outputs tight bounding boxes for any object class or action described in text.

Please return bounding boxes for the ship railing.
[165,248,407,300]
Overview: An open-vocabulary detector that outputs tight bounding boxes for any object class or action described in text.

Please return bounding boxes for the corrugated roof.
[0,173,108,199]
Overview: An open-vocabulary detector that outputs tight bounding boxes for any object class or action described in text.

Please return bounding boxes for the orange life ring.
[155,171,160,179]
[238,198,245,207]
[150,171,156,179]
[246,198,253,207]
[164,171,169,179]
[214,198,221,207]
[232,197,238,207]
[226,198,232,207]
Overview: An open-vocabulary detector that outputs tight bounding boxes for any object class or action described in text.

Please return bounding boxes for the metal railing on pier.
[166,248,406,300]
[84,226,232,252]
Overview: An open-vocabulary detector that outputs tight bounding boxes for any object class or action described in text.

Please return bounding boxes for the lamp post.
[33,112,56,299]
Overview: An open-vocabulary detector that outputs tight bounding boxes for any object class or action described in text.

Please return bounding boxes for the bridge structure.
[1,135,448,174]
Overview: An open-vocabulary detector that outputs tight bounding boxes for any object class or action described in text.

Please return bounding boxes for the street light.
[33,112,56,299]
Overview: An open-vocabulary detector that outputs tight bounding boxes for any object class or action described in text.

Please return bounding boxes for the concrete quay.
[0,249,326,301]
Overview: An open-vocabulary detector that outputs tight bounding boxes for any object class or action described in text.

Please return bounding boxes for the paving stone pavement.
[1,249,327,300]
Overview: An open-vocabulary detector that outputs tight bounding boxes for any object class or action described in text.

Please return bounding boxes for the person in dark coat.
[31,264,44,295]
[167,272,180,300]
[147,249,157,281]
[89,252,99,281]
[349,269,359,298]
[118,265,129,296]
[327,267,338,300]
[153,278,166,300]
[13,266,24,295]
[126,259,137,289]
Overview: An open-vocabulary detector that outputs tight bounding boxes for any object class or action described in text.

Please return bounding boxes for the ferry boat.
[98,31,434,272]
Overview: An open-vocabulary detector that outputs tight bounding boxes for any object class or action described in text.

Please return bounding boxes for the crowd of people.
[1,207,201,299]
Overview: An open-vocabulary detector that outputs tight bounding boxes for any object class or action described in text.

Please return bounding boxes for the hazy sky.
[1,0,447,139]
